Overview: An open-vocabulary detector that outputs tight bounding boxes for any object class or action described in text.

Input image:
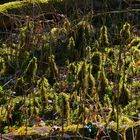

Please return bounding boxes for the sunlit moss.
[48,55,59,82]
[107,48,115,60]
[74,20,94,59]
[133,49,140,62]
[0,106,7,122]
[87,73,95,97]
[91,51,102,76]
[99,25,109,50]
[129,37,140,48]
[0,47,17,56]
[123,100,139,116]
[51,27,67,42]
[77,61,87,82]
[23,0,49,3]
[0,0,139,136]
[36,76,50,111]
[77,20,94,41]
[69,63,76,74]
[63,18,71,30]
[0,1,26,12]
[15,126,37,135]
[92,40,99,51]
[0,0,51,12]
[85,46,92,60]
[67,37,75,50]
[0,57,5,75]
[57,92,70,119]
[62,124,83,134]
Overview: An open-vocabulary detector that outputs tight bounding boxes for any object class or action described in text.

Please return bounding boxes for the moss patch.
[0,1,26,12]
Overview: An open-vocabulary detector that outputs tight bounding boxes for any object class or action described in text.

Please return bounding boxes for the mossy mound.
[0,0,64,28]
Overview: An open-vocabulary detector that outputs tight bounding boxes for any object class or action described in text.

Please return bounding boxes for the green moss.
[87,73,95,97]
[14,77,25,96]
[0,57,5,75]
[77,61,87,82]
[0,0,51,12]
[24,57,38,83]
[57,92,70,119]
[0,107,7,122]
[0,47,17,56]
[69,63,76,74]
[97,68,109,102]
[99,25,109,50]
[23,0,49,3]
[91,51,102,76]
[0,0,139,136]
[36,76,50,111]
[63,124,83,134]
[0,1,26,12]
[74,21,94,59]
[107,48,115,60]
[120,22,131,42]
[119,84,131,106]
[15,126,37,135]
[48,55,59,82]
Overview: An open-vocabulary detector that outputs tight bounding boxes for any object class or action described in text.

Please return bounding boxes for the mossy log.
[0,0,64,29]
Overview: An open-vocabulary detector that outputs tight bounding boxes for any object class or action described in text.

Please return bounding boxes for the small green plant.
[91,51,102,77]
[86,72,95,98]
[57,92,70,120]
[15,126,37,135]
[97,67,109,102]
[48,55,59,83]
[99,25,109,51]
[120,22,131,42]
[0,57,5,75]
[24,57,38,84]
[36,76,50,112]
[14,77,25,96]
[119,84,131,107]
